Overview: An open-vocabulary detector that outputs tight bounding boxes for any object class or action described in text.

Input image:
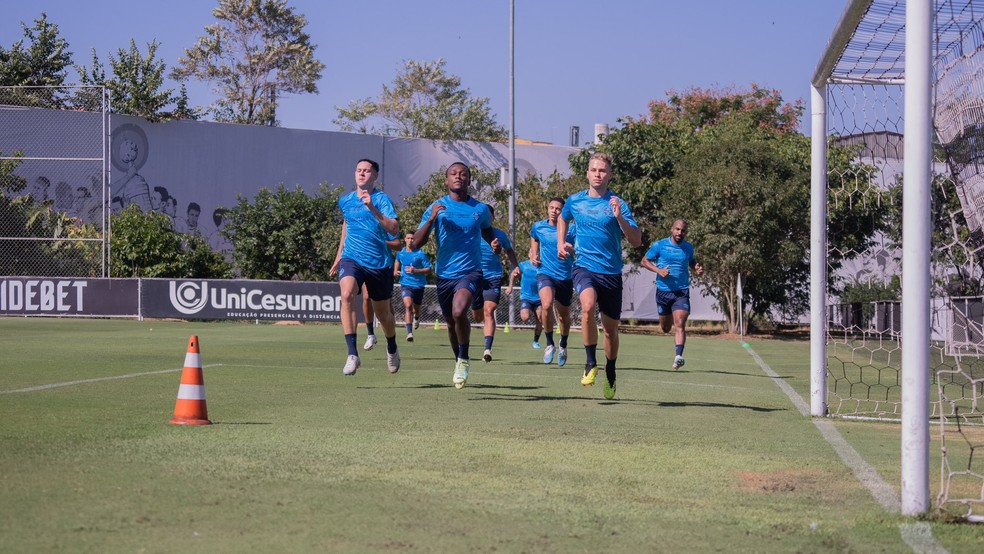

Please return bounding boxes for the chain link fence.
[0,86,109,277]
[379,284,599,333]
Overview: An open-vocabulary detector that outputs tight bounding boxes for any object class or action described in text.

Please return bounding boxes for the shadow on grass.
[466,391,786,412]
[625,366,794,380]
[357,383,547,392]
[210,421,274,425]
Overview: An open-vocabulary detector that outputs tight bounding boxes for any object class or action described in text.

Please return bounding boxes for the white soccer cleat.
[363,334,377,351]
[543,344,556,364]
[387,350,401,374]
[532,340,541,349]
[342,355,361,376]
[413,316,420,330]
[406,332,414,342]
[453,358,470,389]
[672,355,685,370]
[483,349,493,363]
[557,346,568,367]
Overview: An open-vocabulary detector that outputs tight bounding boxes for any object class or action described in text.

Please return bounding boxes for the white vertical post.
[810,83,828,418]
[507,0,516,246]
[901,0,932,517]
[501,167,515,327]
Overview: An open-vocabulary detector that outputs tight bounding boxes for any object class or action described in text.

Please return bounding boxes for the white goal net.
[814,0,983,520]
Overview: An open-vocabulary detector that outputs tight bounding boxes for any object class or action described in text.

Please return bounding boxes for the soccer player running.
[507,259,544,348]
[412,162,499,389]
[393,232,432,342]
[557,152,642,399]
[472,204,519,363]
[529,197,576,367]
[334,158,402,376]
[640,219,704,370]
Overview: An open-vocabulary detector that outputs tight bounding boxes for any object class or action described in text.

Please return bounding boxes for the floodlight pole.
[507,0,517,328]
[508,0,516,246]
[900,0,931,517]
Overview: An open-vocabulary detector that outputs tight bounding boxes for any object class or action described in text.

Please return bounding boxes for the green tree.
[110,206,230,278]
[224,184,341,280]
[884,173,981,296]
[76,39,182,122]
[172,0,325,126]
[335,59,506,141]
[571,85,886,330]
[664,113,812,332]
[0,194,104,277]
[0,150,27,195]
[0,13,73,107]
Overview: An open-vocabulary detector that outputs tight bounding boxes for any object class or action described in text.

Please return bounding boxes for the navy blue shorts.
[401,285,424,305]
[339,258,394,301]
[472,276,502,310]
[520,299,541,312]
[572,266,622,320]
[436,270,482,318]
[536,274,574,307]
[656,288,691,316]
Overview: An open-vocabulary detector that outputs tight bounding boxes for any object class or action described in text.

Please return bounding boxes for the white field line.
[745,346,947,554]
[0,364,224,394]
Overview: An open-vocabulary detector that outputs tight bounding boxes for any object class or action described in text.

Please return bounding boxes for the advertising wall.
[0,277,346,321]
[0,277,138,317]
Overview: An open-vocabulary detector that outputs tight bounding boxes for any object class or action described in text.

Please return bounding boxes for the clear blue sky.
[2,0,848,144]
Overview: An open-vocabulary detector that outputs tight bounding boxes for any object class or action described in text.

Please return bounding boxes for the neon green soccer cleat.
[603,377,616,400]
[453,358,470,389]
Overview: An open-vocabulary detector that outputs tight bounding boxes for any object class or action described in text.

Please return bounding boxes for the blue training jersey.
[518,260,540,302]
[479,227,511,279]
[560,190,638,275]
[396,248,431,288]
[529,218,575,280]
[339,188,399,269]
[645,237,696,292]
[417,195,492,280]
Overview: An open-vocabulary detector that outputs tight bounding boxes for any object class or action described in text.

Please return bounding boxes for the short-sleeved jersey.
[396,248,431,288]
[479,227,511,279]
[529,218,576,280]
[645,237,697,292]
[560,190,638,275]
[517,260,540,302]
[339,188,399,269]
[417,195,492,280]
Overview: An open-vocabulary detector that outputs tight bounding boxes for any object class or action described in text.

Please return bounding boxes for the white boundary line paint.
[745,346,947,554]
[0,364,224,394]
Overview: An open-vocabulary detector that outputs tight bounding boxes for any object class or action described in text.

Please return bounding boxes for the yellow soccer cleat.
[581,365,598,386]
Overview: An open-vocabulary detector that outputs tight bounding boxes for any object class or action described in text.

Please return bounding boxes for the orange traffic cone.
[168,336,211,425]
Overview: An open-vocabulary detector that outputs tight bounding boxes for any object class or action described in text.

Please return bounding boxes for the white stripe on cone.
[177,384,206,400]
[184,353,202,367]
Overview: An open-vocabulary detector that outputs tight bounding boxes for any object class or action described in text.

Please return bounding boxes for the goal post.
[899,0,932,517]
[812,0,984,520]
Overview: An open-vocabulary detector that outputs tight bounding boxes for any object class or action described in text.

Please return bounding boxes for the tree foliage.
[0,150,27,195]
[76,39,193,122]
[884,173,982,296]
[335,59,506,141]
[0,13,73,107]
[224,184,341,280]
[110,206,230,278]
[570,84,886,330]
[171,0,325,126]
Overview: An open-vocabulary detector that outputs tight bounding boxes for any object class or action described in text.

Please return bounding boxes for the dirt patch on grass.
[738,469,827,494]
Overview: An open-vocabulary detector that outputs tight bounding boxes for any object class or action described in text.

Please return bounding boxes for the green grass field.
[1,318,981,553]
